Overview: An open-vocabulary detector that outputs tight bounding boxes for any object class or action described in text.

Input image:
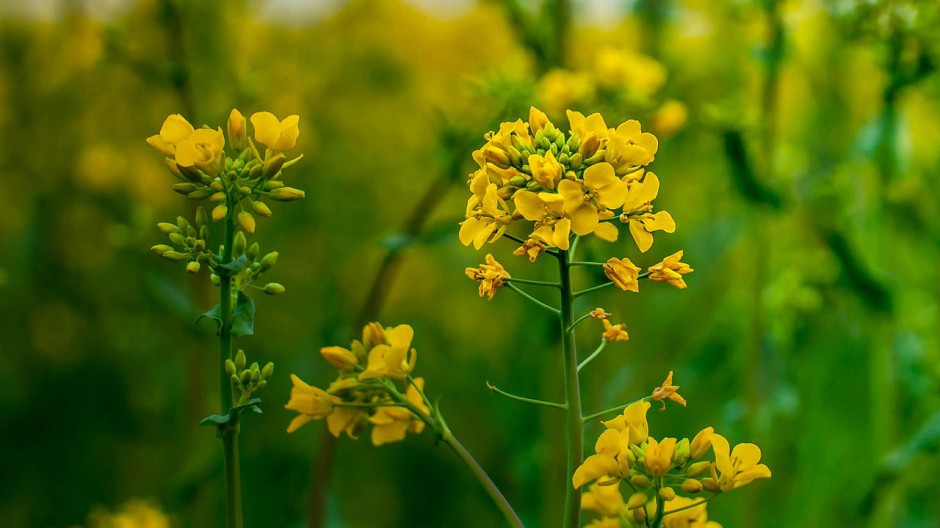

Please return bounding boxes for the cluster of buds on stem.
[225,349,275,406]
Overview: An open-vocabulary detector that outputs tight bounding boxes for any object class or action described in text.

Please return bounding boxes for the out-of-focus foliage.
[1,0,940,527]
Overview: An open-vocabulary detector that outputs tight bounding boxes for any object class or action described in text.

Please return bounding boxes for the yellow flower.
[620,172,675,252]
[601,319,629,342]
[651,370,687,409]
[250,111,300,151]
[369,377,429,446]
[465,254,511,300]
[227,108,247,150]
[285,374,336,433]
[604,257,640,292]
[594,47,666,97]
[644,437,677,477]
[146,114,194,156]
[602,400,650,445]
[588,307,610,319]
[320,346,359,370]
[538,69,595,116]
[650,100,688,137]
[572,428,630,488]
[584,518,621,528]
[606,120,659,176]
[557,162,626,240]
[710,434,772,491]
[88,498,172,528]
[648,250,693,288]
[662,496,722,528]
[512,237,547,262]
[459,172,512,249]
[175,127,225,176]
[528,106,551,133]
[528,150,563,190]
[513,190,572,250]
[581,483,627,517]
[690,427,714,460]
[358,324,417,380]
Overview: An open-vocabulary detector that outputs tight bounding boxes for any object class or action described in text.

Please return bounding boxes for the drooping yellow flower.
[513,190,572,250]
[175,127,225,176]
[146,114,194,156]
[604,257,640,292]
[710,434,772,491]
[465,254,511,300]
[620,172,675,252]
[529,150,563,190]
[602,400,650,445]
[358,324,417,380]
[369,377,429,446]
[285,374,336,433]
[512,237,547,262]
[589,307,610,319]
[601,319,629,342]
[644,437,677,477]
[648,250,693,289]
[651,370,687,409]
[581,482,628,517]
[459,172,512,249]
[250,111,300,151]
[662,496,722,528]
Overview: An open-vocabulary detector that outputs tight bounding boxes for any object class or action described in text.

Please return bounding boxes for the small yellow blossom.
[710,434,772,491]
[369,377,429,446]
[572,428,629,488]
[650,100,688,137]
[648,250,693,289]
[175,127,225,176]
[602,400,650,445]
[513,191,572,250]
[557,162,627,238]
[644,437,677,477]
[227,108,247,150]
[588,307,610,319]
[285,374,336,433]
[594,47,666,97]
[459,172,512,249]
[528,106,550,133]
[250,111,300,151]
[601,319,629,342]
[620,173,675,252]
[651,370,687,409]
[581,482,627,517]
[359,324,417,380]
[320,346,359,370]
[512,238,547,262]
[146,114,194,156]
[88,498,172,528]
[465,254,511,300]
[538,69,595,116]
[603,257,640,292]
[606,120,659,176]
[529,150,563,190]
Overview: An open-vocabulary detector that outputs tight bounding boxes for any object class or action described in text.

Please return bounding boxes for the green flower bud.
[225,358,237,376]
[508,175,527,187]
[260,252,279,271]
[210,180,223,192]
[263,180,284,190]
[268,187,305,201]
[569,153,583,169]
[231,374,241,385]
[674,438,690,466]
[161,251,188,262]
[187,189,211,200]
[658,487,676,501]
[233,231,247,256]
[210,191,226,203]
[263,153,287,179]
[196,206,208,228]
[150,244,173,256]
[235,349,247,370]
[172,183,198,195]
[263,282,286,295]
[251,201,272,218]
[157,222,179,234]
[240,370,252,384]
[261,362,274,379]
[186,261,201,274]
[681,479,703,494]
[257,380,267,389]
[247,243,260,260]
[630,474,651,488]
[210,273,220,286]
[168,233,186,246]
[248,162,264,178]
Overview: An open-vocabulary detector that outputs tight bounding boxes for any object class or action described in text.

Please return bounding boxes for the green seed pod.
[263,282,286,295]
[235,349,247,370]
[260,252,279,271]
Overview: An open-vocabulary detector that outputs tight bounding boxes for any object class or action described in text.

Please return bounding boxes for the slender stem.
[577,340,607,372]
[487,382,567,411]
[582,397,652,423]
[650,484,666,527]
[568,235,580,259]
[442,433,525,528]
[572,281,615,298]
[567,312,593,333]
[569,261,605,267]
[505,277,561,288]
[558,249,583,528]
[506,282,561,315]
[502,232,558,255]
[219,196,242,528]
[660,494,716,517]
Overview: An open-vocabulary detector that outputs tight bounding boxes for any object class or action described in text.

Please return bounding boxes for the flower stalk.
[218,200,242,528]
[557,249,584,528]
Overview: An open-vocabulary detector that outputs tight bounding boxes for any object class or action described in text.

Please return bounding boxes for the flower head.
[358,324,417,380]
[644,437,677,477]
[651,370,687,409]
[710,434,772,491]
[250,112,300,152]
[601,319,629,342]
[285,374,336,433]
[648,250,693,289]
[465,254,511,300]
[604,257,640,292]
[512,237,547,262]
[175,127,225,176]
[147,114,194,156]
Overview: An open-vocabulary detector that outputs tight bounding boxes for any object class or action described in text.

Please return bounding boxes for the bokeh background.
[2,0,940,526]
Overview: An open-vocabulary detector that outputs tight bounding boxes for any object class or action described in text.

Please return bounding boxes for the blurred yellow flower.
[594,46,666,97]
[250,111,300,151]
[648,250,693,288]
[601,319,629,342]
[650,100,689,137]
[88,498,171,528]
[581,482,627,517]
[358,324,417,380]
[604,257,640,292]
[465,254,511,300]
[285,374,336,433]
[369,377,429,446]
[538,69,595,116]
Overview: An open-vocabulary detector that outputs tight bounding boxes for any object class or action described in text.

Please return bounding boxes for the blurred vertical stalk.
[219,200,243,528]
[557,249,583,528]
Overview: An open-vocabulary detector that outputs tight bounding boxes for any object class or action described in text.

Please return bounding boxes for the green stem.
[567,312,593,333]
[505,277,561,289]
[219,200,242,528]
[569,261,605,267]
[582,397,652,423]
[577,340,607,372]
[442,432,525,528]
[506,282,561,315]
[572,281,615,298]
[558,249,583,528]
[487,382,567,411]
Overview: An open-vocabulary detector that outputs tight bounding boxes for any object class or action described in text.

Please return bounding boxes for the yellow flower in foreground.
[465,254,511,300]
[663,496,722,528]
[513,190,572,250]
[581,482,627,517]
[369,377,429,446]
[320,345,359,370]
[711,434,772,491]
[584,518,621,528]
[512,238,547,262]
[459,172,512,249]
[651,370,687,409]
[602,400,650,445]
[250,111,300,151]
[648,250,693,289]
[359,324,417,380]
[604,257,640,292]
[690,427,714,459]
[529,150,563,190]
[621,172,675,252]
[557,162,626,239]
[88,498,171,528]
[146,114,194,156]
[175,127,225,176]
[606,120,659,176]
[644,437,677,477]
[572,428,629,488]
[285,374,336,433]
[601,319,629,342]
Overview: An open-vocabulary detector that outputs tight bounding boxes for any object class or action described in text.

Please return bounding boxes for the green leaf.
[195,304,222,333]
[199,398,263,429]
[218,255,248,275]
[231,291,255,338]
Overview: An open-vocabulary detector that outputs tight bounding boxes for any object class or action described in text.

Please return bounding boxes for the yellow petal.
[250,111,281,149]
[287,414,313,433]
[568,203,599,236]
[572,454,619,488]
[513,190,545,221]
[160,114,194,144]
[553,218,571,250]
[629,219,654,253]
[593,222,619,242]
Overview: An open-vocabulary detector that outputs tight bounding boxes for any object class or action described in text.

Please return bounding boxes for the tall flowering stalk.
[147,110,305,528]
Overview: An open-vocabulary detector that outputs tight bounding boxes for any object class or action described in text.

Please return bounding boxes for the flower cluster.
[459,107,674,256]
[465,254,511,300]
[286,323,437,446]
[574,397,770,527]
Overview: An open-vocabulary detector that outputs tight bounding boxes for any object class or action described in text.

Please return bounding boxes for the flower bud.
[630,474,651,488]
[225,358,237,376]
[268,187,304,201]
[210,191,226,203]
[247,242,260,260]
[228,109,247,150]
[238,211,256,234]
[233,231,247,256]
[626,492,647,510]
[172,183,197,195]
[210,273,220,286]
[687,461,712,477]
[681,479,703,493]
[195,206,208,228]
[157,222,179,234]
[168,233,186,246]
[262,362,274,379]
[701,477,719,492]
[251,200,272,218]
[263,180,284,190]
[263,153,287,178]
[187,189,211,200]
[263,282,286,295]
[211,204,228,222]
[150,244,173,256]
[260,251,279,271]
[674,438,690,466]
[508,175,527,187]
[658,487,676,501]
[161,251,188,262]
[210,180,223,192]
[235,349,247,370]
[186,261,201,274]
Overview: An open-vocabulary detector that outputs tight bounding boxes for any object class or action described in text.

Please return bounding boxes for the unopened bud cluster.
[225,349,275,405]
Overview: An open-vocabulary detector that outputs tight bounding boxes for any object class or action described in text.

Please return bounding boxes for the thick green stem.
[443,433,525,528]
[219,204,242,528]
[558,250,583,528]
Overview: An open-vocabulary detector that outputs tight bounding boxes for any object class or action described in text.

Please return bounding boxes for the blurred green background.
[2,0,940,526]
